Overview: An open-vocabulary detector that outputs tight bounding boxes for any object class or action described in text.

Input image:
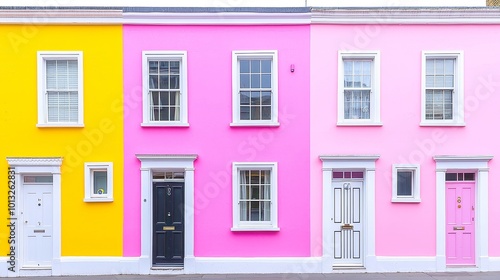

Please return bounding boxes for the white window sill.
[337,121,383,127]
[392,198,421,203]
[141,122,189,127]
[230,122,280,127]
[37,123,84,128]
[420,122,466,127]
[231,227,280,232]
[84,198,113,203]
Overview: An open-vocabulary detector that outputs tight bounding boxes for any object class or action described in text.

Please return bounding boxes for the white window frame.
[231,50,279,127]
[392,164,420,203]
[231,162,279,231]
[84,162,113,202]
[142,51,188,127]
[421,51,464,126]
[37,51,84,127]
[338,51,381,126]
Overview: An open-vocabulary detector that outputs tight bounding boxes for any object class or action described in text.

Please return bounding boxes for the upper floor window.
[37,51,83,127]
[231,51,279,126]
[392,164,421,203]
[338,51,381,126]
[421,52,464,126]
[142,51,188,127]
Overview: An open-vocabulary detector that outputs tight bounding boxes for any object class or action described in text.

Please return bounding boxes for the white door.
[333,180,363,267]
[22,183,53,268]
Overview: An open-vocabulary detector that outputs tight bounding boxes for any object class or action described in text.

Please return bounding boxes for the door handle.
[453,226,465,230]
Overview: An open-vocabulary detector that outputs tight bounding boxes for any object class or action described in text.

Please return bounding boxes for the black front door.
[152,182,184,266]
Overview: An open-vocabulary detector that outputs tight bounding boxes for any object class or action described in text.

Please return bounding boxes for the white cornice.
[319,155,380,161]
[6,157,63,166]
[123,12,311,25]
[311,8,500,24]
[0,9,122,24]
[434,155,494,162]
[136,154,198,161]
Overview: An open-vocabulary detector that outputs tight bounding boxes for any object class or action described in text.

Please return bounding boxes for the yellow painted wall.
[0,25,123,256]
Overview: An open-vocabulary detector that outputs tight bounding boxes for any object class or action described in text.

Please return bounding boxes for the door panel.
[446,182,475,265]
[333,181,363,266]
[23,184,53,267]
[153,182,184,266]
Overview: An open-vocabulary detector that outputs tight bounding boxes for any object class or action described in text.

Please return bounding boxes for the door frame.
[6,157,62,276]
[320,155,379,272]
[136,154,197,273]
[434,155,492,271]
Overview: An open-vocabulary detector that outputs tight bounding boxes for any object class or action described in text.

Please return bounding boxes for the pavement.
[2,272,500,280]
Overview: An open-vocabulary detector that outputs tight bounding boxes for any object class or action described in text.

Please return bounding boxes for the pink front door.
[446,181,475,265]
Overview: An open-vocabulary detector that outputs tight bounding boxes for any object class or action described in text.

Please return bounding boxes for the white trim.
[6,157,62,277]
[434,155,492,272]
[311,8,500,24]
[141,51,188,126]
[337,51,381,126]
[84,162,113,202]
[319,155,379,272]
[231,162,279,231]
[136,154,197,273]
[0,9,122,24]
[420,51,464,126]
[232,50,279,126]
[124,12,311,25]
[37,51,84,127]
[392,164,421,203]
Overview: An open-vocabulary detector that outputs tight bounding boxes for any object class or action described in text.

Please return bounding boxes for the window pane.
[149,61,158,74]
[250,201,259,221]
[332,172,343,179]
[240,74,250,88]
[159,61,169,74]
[397,171,413,196]
[261,201,271,221]
[170,61,180,74]
[464,173,475,181]
[93,171,107,195]
[250,60,260,73]
[261,74,271,88]
[261,60,271,73]
[240,201,249,221]
[240,60,250,73]
[24,175,53,184]
[445,173,458,181]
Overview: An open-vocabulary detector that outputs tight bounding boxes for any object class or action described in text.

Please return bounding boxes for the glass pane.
[261,91,271,105]
[464,173,475,181]
[149,76,158,89]
[261,201,271,221]
[251,74,260,88]
[261,60,271,73]
[240,106,250,120]
[250,107,261,120]
[344,60,353,74]
[23,175,53,183]
[250,91,261,105]
[240,91,250,105]
[445,59,454,75]
[397,171,413,196]
[240,184,248,199]
[363,61,371,75]
[159,61,169,74]
[170,61,180,74]
[332,172,343,179]
[353,61,362,75]
[170,75,180,89]
[93,171,107,195]
[263,184,270,200]
[250,60,260,73]
[159,75,169,89]
[250,170,260,184]
[426,59,434,75]
[149,61,158,74]
[261,106,271,120]
[240,74,250,88]
[240,201,249,221]
[261,74,271,88]
[250,201,259,221]
[352,172,364,178]
[445,173,457,181]
[251,185,260,199]
[435,59,444,74]
[240,60,250,73]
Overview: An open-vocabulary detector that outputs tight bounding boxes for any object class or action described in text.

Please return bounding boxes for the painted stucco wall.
[123,25,311,257]
[0,25,124,256]
[310,24,500,257]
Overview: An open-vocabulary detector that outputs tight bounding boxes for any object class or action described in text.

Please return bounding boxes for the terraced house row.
[2,5,500,277]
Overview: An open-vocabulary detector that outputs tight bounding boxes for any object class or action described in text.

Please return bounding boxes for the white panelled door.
[22,183,53,268]
[332,180,363,267]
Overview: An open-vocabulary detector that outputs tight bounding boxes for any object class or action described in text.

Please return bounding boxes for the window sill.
[37,123,84,128]
[84,198,113,203]
[141,122,189,127]
[337,121,383,127]
[391,198,421,203]
[420,122,465,127]
[230,122,280,127]
[231,226,280,232]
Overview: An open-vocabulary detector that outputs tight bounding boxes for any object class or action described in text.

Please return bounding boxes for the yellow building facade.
[0,12,123,276]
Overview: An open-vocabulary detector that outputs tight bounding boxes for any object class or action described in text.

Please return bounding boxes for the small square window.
[392,164,420,203]
[232,162,279,231]
[231,51,279,126]
[84,162,113,202]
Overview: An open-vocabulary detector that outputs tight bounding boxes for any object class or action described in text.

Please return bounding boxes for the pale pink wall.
[123,25,311,257]
[311,24,500,257]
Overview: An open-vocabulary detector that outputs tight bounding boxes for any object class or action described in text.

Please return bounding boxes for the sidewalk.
[3,272,500,280]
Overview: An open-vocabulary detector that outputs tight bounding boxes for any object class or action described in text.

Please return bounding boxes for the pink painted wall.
[123,25,311,257]
[310,24,500,257]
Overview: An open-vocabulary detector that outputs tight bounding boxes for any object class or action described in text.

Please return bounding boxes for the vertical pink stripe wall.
[123,25,311,257]
[311,24,500,257]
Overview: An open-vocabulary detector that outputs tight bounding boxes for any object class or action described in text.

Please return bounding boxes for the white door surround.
[319,155,379,272]
[434,155,492,272]
[136,154,197,274]
[6,157,62,277]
